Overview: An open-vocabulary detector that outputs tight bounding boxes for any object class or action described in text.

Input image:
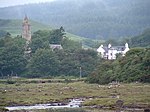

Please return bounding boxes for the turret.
[22,15,31,42]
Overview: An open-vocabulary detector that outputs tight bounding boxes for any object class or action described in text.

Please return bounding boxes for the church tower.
[22,15,31,41]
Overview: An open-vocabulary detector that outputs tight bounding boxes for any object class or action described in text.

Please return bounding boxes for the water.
[5,99,83,111]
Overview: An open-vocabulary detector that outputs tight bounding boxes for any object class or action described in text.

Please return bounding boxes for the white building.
[97,43,129,60]
[50,44,63,51]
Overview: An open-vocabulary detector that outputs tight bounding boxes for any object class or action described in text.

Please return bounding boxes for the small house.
[50,44,63,51]
[97,43,129,60]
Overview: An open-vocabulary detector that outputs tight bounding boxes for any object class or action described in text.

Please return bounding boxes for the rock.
[116,100,124,108]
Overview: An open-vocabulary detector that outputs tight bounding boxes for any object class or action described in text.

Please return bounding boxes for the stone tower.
[22,15,31,41]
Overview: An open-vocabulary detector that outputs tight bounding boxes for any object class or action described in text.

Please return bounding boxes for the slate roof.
[102,46,125,53]
[112,46,126,51]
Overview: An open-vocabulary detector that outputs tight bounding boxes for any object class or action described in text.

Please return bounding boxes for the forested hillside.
[128,28,150,48]
[0,0,150,39]
[98,28,150,48]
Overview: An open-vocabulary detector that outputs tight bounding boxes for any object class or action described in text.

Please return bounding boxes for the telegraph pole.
[80,67,82,79]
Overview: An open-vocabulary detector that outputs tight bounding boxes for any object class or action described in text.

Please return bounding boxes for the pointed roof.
[23,15,29,24]
[24,14,28,20]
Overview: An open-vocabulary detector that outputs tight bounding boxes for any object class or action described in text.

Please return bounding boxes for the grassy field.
[0,19,52,37]
[0,79,150,111]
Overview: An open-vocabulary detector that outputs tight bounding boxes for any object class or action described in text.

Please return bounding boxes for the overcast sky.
[0,0,56,7]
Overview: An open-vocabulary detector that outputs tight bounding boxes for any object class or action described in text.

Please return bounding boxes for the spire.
[23,14,29,23]
[22,15,31,41]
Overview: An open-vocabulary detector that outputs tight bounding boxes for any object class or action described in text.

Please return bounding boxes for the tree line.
[0,28,99,78]
[0,28,149,83]
[87,48,150,84]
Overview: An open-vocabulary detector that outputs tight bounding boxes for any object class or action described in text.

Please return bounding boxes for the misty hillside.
[0,19,52,36]
[0,0,150,39]
[0,19,91,43]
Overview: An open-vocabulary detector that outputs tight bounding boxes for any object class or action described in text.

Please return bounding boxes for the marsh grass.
[0,79,149,110]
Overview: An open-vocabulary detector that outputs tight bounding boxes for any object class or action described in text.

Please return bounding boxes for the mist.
[0,0,150,39]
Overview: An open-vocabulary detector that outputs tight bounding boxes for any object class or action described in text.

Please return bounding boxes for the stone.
[116,100,124,108]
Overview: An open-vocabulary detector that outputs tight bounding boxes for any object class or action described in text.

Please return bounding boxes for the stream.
[5,99,83,111]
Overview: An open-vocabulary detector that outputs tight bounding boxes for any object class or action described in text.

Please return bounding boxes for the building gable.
[97,43,129,60]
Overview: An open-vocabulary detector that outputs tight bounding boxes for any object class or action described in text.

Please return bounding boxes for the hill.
[0,19,96,47]
[129,29,150,48]
[0,19,52,36]
[0,0,150,39]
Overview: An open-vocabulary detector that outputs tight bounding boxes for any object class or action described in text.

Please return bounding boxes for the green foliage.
[53,48,98,77]
[30,28,65,53]
[0,36,27,77]
[25,29,99,78]
[0,29,99,78]
[30,38,49,53]
[74,49,98,76]
[87,60,115,84]
[87,48,150,84]
[0,30,7,38]
[62,37,82,51]
[49,27,65,44]
[27,49,59,78]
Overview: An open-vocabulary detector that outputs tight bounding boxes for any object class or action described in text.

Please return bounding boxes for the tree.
[27,49,59,78]
[0,36,27,77]
[49,27,65,44]
[74,49,98,77]
[53,48,99,77]
[30,38,49,53]
[87,60,114,84]
[62,37,82,51]
[87,48,150,84]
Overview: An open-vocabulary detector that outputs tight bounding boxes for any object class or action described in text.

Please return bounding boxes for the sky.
[0,0,56,7]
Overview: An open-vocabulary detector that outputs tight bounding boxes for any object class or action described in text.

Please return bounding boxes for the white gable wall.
[108,49,118,60]
[97,43,129,60]
[97,45,105,57]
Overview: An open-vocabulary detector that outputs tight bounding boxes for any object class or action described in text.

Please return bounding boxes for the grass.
[65,32,86,42]
[0,19,52,37]
[0,79,149,110]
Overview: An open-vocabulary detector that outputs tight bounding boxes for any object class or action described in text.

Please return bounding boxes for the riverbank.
[0,79,149,111]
